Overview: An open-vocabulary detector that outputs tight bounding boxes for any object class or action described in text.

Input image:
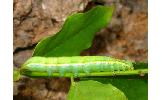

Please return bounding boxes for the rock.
[14,50,33,67]
[13,0,89,52]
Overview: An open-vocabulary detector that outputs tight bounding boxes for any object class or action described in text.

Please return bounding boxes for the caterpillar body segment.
[21,56,134,77]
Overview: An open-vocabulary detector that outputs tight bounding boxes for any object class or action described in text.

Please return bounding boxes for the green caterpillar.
[20,56,134,78]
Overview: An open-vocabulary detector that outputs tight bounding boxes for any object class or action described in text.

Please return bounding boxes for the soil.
[13,0,148,100]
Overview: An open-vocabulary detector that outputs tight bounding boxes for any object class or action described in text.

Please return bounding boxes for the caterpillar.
[20,56,134,78]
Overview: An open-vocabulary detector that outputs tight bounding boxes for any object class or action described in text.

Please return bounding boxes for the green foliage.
[79,62,148,100]
[67,80,128,100]
[33,6,114,57]
[18,5,148,100]
[109,79,148,100]
[133,62,148,69]
[81,78,148,100]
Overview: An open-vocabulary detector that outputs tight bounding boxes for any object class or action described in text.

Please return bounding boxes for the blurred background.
[13,0,148,100]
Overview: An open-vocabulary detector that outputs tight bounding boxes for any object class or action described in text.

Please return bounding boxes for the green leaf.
[33,6,114,57]
[111,79,148,100]
[79,62,148,100]
[81,78,148,100]
[67,80,127,100]
[133,62,148,69]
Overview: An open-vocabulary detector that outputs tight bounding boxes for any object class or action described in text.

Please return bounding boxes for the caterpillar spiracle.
[20,56,134,78]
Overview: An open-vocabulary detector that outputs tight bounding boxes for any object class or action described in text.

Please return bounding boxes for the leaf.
[133,62,148,69]
[67,80,127,100]
[33,6,114,57]
[111,79,148,100]
[81,78,148,100]
[79,61,148,100]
